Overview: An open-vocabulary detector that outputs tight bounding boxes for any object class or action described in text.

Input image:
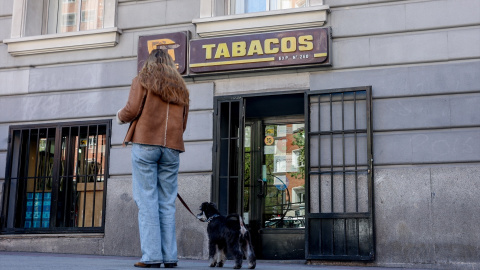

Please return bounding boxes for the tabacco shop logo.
[189,28,330,73]
[192,35,324,67]
[147,38,180,68]
[137,32,187,74]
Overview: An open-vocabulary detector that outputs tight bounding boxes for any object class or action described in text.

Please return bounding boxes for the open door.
[213,97,244,216]
[214,93,306,260]
[305,87,374,260]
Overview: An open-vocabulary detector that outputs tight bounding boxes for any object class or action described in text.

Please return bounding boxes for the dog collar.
[206,214,220,223]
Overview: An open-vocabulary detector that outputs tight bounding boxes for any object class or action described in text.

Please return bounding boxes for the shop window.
[1,120,111,233]
[4,0,120,56]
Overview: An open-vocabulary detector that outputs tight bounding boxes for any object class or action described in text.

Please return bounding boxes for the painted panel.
[310,61,480,97]
[166,0,200,26]
[111,110,213,146]
[369,32,448,66]
[183,111,213,142]
[179,142,213,172]
[188,82,214,110]
[108,147,132,176]
[447,27,480,59]
[450,94,480,126]
[373,128,480,165]
[330,0,480,37]
[0,152,5,179]
[28,60,137,92]
[117,1,167,30]
[373,94,480,130]
[0,88,129,122]
[332,38,370,68]
[109,141,213,175]
[406,0,480,30]
[331,27,478,69]
[0,0,13,17]
[331,4,405,37]
[0,69,29,96]
[0,17,11,41]
[0,125,8,151]
[111,123,131,146]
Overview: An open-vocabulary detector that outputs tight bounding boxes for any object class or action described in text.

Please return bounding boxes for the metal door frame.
[213,96,245,215]
[305,87,374,261]
[213,91,304,215]
[213,92,307,260]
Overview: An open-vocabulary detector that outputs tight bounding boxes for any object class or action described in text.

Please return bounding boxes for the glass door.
[261,122,305,229]
[245,118,306,259]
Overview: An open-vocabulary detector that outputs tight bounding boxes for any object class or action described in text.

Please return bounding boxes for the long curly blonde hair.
[138,49,189,106]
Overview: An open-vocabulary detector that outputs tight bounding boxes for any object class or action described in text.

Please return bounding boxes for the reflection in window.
[233,0,307,14]
[263,123,305,229]
[243,125,252,225]
[54,0,105,33]
[61,13,76,26]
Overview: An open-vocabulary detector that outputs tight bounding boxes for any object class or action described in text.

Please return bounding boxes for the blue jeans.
[131,143,180,264]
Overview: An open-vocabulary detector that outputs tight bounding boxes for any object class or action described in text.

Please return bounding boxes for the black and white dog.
[197,202,256,269]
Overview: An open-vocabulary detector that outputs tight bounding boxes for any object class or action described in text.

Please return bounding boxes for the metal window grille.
[1,120,110,233]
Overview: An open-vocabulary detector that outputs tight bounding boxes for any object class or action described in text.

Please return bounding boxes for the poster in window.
[275,139,286,155]
[277,125,287,137]
[274,155,286,173]
[25,192,51,228]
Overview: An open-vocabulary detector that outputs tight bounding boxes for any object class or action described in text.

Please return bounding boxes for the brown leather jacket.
[118,77,189,152]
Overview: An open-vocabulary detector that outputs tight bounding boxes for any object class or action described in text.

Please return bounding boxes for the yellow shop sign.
[189,28,330,73]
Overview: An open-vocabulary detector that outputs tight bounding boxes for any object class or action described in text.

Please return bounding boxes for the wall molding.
[4,28,122,56]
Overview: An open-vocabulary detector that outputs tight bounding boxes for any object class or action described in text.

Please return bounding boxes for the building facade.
[0,0,479,269]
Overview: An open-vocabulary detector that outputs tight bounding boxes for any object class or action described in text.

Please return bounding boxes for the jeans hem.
[141,260,163,264]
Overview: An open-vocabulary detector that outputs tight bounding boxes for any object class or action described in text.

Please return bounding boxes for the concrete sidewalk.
[0,251,428,270]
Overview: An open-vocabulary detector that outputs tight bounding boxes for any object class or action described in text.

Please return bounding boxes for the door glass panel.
[262,123,305,228]
[243,125,252,225]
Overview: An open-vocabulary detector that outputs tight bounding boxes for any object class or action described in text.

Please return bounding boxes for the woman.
[117,49,189,268]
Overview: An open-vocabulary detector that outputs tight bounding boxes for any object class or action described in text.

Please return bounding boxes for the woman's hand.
[116,109,126,125]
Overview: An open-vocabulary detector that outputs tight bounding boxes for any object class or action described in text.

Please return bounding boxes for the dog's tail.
[237,215,256,269]
[239,216,247,237]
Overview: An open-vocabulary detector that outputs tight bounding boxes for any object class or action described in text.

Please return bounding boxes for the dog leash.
[177,193,201,221]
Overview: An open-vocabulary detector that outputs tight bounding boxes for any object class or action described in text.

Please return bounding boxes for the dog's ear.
[209,202,217,209]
